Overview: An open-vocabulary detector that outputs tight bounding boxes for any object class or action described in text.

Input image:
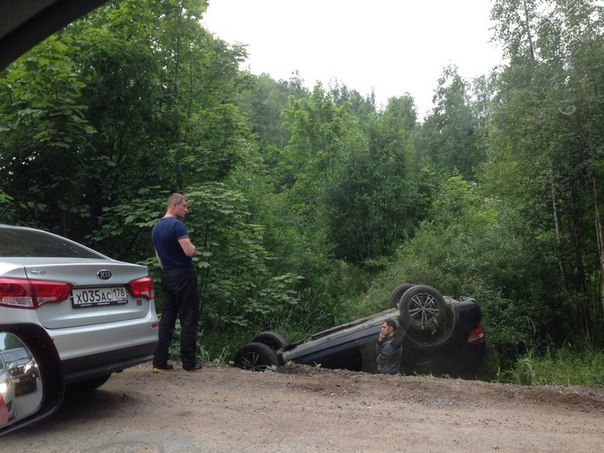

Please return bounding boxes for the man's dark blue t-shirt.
[151,217,194,270]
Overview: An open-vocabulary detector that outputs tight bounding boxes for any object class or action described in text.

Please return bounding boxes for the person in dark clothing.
[151,193,202,372]
[376,319,403,375]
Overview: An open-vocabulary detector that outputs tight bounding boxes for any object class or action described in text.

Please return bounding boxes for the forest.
[1,0,603,383]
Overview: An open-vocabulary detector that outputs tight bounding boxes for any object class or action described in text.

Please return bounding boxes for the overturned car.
[234,284,486,379]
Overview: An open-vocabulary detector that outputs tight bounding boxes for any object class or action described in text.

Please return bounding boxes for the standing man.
[376,319,403,375]
[151,193,203,372]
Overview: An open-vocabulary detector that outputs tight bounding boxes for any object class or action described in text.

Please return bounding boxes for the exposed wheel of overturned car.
[398,285,455,348]
[388,283,416,309]
[252,331,288,351]
[234,342,279,371]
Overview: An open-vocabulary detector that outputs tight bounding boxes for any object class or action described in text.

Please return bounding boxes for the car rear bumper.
[0,305,159,383]
[62,341,156,383]
[48,311,158,383]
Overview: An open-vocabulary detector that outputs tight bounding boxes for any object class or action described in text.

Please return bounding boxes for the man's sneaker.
[152,362,175,373]
[183,360,203,372]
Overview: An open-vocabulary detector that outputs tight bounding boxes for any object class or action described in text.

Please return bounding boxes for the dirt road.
[4,363,603,452]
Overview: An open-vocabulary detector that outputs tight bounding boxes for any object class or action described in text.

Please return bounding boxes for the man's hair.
[384,319,397,330]
[167,193,187,208]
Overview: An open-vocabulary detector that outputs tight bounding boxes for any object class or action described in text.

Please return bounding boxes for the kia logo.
[97,270,112,280]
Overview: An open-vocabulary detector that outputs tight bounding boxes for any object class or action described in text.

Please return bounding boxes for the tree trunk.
[522,0,536,62]
[549,164,568,290]
[590,170,604,316]
[569,180,591,342]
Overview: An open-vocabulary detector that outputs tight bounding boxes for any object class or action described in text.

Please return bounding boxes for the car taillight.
[0,278,72,309]
[128,276,154,300]
[467,326,485,344]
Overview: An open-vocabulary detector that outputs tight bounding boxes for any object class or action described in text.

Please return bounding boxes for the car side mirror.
[0,324,64,436]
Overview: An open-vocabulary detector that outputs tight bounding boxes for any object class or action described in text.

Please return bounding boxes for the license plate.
[71,287,128,308]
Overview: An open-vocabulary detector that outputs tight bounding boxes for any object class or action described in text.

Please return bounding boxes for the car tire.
[252,331,288,351]
[67,373,111,392]
[388,283,416,309]
[234,342,279,371]
[398,285,455,348]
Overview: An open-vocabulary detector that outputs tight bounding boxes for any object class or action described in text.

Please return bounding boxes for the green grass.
[500,346,604,386]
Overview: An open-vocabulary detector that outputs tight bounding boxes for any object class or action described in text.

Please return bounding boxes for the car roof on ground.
[0,0,107,69]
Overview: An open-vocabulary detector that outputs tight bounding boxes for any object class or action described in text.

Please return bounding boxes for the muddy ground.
[4,362,604,452]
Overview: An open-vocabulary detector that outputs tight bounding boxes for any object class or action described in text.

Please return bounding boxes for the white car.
[0,224,158,390]
[0,354,15,420]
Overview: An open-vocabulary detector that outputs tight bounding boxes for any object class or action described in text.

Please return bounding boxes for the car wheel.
[252,331,288,351]
[234,342,279,371]
[399,285,455,347]
[67,373,111,392]
[388,283,416,309]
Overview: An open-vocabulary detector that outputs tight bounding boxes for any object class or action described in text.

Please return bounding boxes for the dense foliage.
[1,0,603,380]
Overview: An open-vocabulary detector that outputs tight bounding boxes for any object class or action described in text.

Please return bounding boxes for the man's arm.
[178,237,197,257]
[154,248,163,270]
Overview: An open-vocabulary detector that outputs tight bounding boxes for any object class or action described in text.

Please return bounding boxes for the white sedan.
[0,224,158,391]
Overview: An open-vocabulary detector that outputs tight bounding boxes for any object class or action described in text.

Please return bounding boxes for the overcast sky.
[202,0,503,119]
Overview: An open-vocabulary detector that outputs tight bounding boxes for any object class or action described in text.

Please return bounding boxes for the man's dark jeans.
[153,268,200,369]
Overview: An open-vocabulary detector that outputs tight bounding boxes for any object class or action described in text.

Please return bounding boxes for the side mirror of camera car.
[0,324,64,436]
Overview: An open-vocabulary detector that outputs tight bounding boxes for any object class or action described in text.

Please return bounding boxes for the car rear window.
[0,227,103,258]
[0,348,30,363]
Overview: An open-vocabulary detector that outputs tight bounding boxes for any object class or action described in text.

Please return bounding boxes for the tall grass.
[500,346,604,386]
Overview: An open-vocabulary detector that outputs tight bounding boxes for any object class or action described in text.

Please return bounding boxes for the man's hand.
[178,237,197,257]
